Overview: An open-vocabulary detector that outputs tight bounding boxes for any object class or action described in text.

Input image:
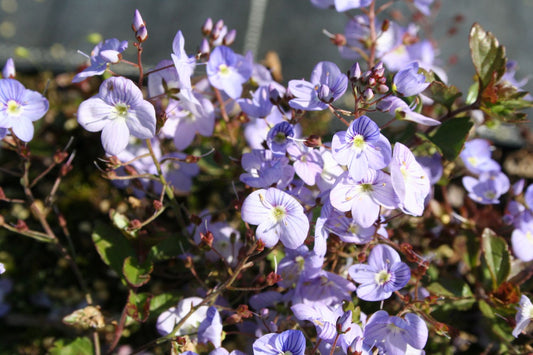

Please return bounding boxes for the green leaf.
[469,23,506,89]
[427,117,473,160]
[50,337,94,355]
[481,228,511,289]
[429,81,462,109]
[123,256,153,288]
[92,221,136,275]
[149,292,182,317]
[126,290,152,322]
[148,235,186,262]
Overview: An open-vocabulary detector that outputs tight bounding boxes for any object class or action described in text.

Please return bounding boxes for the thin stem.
[367,0,377,67]
[213,87,230,122]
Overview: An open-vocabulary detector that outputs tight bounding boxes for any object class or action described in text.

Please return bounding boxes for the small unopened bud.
[269,85,282,105]
[363,88,374,100]
[214,19,224,33]
[367,77,376,86]
[16,219,28,232]
[236,304,253,319]
[377,84,389,94]
[223,29,237,46]
[304,134,322,148]
[199,38,210,57]
[153,200,163,211]
[2,57,15,78]
[330,33,346,46]
[211,19,225,40]
[349,62,362,81]
[200,231,214,248]
[266,271,282,286]
[135,26,148,43]
[132,10,145,32]
[53,150,68,164]
[357,251,367,263]
[336,310,352,334]
[202,18,213,35]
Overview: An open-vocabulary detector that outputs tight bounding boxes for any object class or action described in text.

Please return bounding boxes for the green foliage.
[481,228,511,290]
[123,256,153,288]
[422,116,473,160]
[91,221,136,276]
[50,337,94,355]
[429,81,462,110]
[469,23,506,90]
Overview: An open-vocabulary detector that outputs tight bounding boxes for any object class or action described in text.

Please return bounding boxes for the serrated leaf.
[92,221,135,275]
[427,117,473,160]
[50,337,94,355]
[469,23,506,90]
[429,81,462,109]
[481,228,511,290]
[123,256,153,287]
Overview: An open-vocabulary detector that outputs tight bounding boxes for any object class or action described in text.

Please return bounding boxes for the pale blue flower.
[77,76,156,155]
[0,78,48,142]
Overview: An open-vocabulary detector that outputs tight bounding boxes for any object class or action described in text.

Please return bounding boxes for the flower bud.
[132,9,145,32]
[223,29,237,46]
[202,17,213,35]
[363,88,374,100]
[377,84,389,94]
[2,58,15,78]
[198,38,210,57]
[132,9,148,42]
[135,25,148,43]
[214,19,225,33]
[367,77,376,86]
[336,310,352,334]
[349,62,362,81]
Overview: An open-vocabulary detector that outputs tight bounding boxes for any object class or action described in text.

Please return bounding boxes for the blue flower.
[393,62,431,97]
[513,295,533,337]
[348,244,411,301]
[390,143,431,216]
[253,329,306,355]
[77,76,156,155]
[363,310,428,354]
[207,46,253,99]
[72,39,128,83]
[266,121,294,155]
[288,61,348,111]
[241,187,309,249]
[331,115,392,181]
[0,78,49,142]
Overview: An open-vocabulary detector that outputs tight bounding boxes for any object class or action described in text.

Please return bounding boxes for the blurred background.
[0,0,532,103]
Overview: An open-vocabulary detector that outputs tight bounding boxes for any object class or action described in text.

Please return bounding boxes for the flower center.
[467,157,478,167]
[114,103,129,118]
[360,183,373,193]
[274,132,286,144]
[271,206,287,222]
[347,223,359,234]
[375,270,391,285]
[6,100,21,116]
[219,64,230,75]
[352,134,365,150]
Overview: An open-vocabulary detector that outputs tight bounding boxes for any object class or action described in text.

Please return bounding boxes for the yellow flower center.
[271,206,286,222]
[7,99,21,116]
[114,103,129,118]
[219,64,230,75]
[352,134,365,150]
[375,270,391,285]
